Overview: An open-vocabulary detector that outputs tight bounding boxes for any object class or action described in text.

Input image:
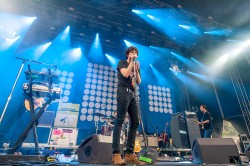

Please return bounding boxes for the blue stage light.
[132,10,143,14]
[105,53,119,68]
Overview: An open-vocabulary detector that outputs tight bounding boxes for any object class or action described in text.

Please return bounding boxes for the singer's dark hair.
[125,46,138,59]
[201,104,207,110]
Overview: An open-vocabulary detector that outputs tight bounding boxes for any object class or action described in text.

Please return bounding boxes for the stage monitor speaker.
[77,134,123,164]
[191,138,240,164]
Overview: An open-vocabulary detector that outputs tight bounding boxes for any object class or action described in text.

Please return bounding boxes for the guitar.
[158,122,169,142]
[134,139,142,153]
[24,97,45,111]
[193,119,204,130]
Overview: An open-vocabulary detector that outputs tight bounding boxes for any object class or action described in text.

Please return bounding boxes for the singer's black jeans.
[112,86,139,154]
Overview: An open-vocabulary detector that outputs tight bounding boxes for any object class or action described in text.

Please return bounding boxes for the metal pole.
[210,74,224,119]
[0,60,25,124]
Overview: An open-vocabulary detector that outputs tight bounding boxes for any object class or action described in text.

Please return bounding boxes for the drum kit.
[93,112,129,144]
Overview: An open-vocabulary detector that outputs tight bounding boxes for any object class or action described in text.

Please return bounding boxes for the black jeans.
[112,86,139,154]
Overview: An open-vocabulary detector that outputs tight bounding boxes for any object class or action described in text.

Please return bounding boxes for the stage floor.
[0,156,246,166]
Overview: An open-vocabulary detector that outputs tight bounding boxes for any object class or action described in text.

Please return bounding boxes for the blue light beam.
[105,53,120,68]
[150,64,170,85]
[87,33,105,63]
[187,71,210,82]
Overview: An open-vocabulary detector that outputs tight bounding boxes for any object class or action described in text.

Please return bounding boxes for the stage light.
[60,26,71,42]
[179,24,200,35]
[21,17,37,24]
[204,29,232,36]
[87,33,104,63]
[68,7,74,11]
[124,40,133,47]
[172,65,180,72]
[169,64,181,75]
[132,9,143,14]
[5,35,20,42]
[105,53,119,68]
[147,14,160,22]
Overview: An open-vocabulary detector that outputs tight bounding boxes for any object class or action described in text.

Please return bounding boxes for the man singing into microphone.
[112,46,142,165]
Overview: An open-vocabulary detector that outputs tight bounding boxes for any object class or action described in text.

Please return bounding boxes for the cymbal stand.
[95,121,99,134]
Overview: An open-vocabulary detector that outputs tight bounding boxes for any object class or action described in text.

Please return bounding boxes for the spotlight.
[172,65,180,72]
[169,64,181,75]
[132,9,143,14]
[3,143,10,149]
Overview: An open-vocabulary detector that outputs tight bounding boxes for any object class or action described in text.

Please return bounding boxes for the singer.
[112,46,142,165]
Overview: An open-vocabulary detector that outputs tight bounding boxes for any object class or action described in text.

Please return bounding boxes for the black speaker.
[191,138,240,164]
[77,134,123,164]
[170,116,189,148]
[186,118,201,147]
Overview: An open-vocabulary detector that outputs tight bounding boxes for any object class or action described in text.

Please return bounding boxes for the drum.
[101,125,111,136]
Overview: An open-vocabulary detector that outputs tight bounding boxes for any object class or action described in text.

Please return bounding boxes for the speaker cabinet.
[170,116,189,148]
[186,118,201,147]
[77,134,123,164]
[191,138,240,164]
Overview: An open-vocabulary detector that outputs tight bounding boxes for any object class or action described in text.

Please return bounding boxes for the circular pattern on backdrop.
[148,84,173,114]
[80,63,120,122]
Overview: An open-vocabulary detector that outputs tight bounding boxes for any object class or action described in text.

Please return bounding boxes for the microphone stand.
[133,60,148,148]
[0,59,26,124]
[134,60,159,164]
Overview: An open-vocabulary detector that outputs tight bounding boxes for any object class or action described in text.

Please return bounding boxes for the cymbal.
[101,117,113,120]
[93,112,105,117]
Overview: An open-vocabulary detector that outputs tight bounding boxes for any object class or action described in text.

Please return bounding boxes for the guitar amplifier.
[137,136,158,147]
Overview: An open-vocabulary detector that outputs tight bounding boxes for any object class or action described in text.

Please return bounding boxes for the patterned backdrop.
[40,62,175,135]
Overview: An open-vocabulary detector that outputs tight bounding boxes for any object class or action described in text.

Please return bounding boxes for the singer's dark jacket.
[117,60,141,89]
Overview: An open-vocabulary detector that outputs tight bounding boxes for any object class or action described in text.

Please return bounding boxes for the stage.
[0,155,247,166]
[1,1,250,166]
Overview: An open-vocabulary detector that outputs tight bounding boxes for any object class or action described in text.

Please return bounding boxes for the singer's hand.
[135,61,140,71]
[131,54,138,61]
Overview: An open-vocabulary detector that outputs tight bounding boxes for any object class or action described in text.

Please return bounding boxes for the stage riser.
[0,155,46,164]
